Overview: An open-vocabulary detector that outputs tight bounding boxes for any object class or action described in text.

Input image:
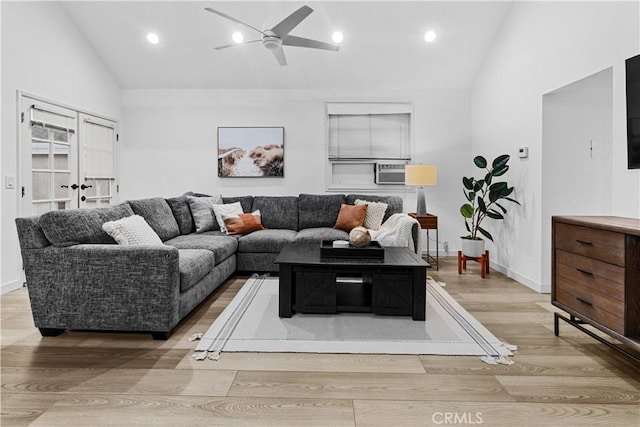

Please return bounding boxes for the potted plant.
[460,154,520,257]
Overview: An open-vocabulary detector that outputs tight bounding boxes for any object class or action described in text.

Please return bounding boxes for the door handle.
[70,184,79,190]
[80,184,93,190]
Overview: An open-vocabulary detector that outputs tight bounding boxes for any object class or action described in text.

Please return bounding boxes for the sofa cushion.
[294,227,349,245]
[222,196,254,213]
[346,194,403,222]
[186,195,224,233]
[102,214,163,246]
[128,198,180,241]
[166,194,195,235]
[298,194,345,229]
[251,196,299,230]
[237,229,297,253]
[164,232,238,264]
[334,204,367,232]
[40,203,134,247]
[355,199,388,230]
[177,249,215,292]
[222,210,265,235]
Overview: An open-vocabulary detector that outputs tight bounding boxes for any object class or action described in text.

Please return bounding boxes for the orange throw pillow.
[222,210,265,235]
[334,204,368,232]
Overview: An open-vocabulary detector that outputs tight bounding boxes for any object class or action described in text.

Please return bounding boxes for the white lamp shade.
[405,165,437,186]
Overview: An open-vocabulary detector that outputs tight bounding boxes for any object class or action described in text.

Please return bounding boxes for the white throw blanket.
[368,213,420,254]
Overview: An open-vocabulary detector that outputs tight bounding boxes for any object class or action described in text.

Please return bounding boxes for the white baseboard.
[490,261,550,294]
[1,280,23,295]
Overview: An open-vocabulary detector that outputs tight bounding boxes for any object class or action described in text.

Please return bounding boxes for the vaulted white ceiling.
[62,1,513,90]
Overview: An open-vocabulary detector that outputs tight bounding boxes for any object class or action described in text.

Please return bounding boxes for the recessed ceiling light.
[146,33,159,45]
[232,32,244,44]
[332,31,344,44]
[424,30,437,43]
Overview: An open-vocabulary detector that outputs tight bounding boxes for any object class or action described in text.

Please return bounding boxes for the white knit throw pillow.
[212,202,244,233]
[102,215,163,246]
[355,199,388,230]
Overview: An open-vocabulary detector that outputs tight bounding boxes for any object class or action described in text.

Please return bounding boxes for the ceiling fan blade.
[270,5,313,37]
[214,39,262,50]
[271,47,288,66]
[204,7,265,35]
[282,35,340,51]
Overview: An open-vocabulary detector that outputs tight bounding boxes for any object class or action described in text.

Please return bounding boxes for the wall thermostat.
[517,147,529,158]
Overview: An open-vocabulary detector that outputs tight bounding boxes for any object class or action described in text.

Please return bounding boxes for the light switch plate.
[5,176,15,189]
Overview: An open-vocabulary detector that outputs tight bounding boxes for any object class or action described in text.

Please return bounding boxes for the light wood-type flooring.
[2,257,639,426]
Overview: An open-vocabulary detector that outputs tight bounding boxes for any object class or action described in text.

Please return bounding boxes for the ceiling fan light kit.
[205,5,340,66]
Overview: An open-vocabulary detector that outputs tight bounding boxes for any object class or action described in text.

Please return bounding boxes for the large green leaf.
[477,197,487,213]
[489,181,508,192]
[492,154,510,170]
[488,182,508,202]
[492,165,509,177]
[463,177,474,190]
[460,204,474,218]
[486,209,504,220]
[505,196,521,205]
[478,226,494,242]
[474,156,487,169]
[484,172,493,185]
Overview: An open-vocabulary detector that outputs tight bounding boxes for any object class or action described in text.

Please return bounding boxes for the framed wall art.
[217,127,284,177]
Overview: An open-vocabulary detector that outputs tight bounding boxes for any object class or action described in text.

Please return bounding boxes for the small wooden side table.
[457,250,490,278]
[408,213,438,270]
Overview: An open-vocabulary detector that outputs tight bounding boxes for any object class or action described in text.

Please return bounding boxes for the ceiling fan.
[204,5,339,66]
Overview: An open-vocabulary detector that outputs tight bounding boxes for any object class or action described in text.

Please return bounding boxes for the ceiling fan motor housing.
[262,31,282,50]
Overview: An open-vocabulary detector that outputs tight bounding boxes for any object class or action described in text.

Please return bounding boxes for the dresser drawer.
[555,250,625,301]
[555,279,625,334]
[554,223,625,266]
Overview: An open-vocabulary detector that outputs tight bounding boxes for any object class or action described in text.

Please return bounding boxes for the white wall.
[1,2,122,293]
[471,1,640,292]
[541,68,614,289]
[121,88,471,257]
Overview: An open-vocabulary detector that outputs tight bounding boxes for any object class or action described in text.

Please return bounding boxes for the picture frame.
[217,127,285,177]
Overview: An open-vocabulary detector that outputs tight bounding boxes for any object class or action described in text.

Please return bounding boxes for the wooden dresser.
[552,216,640,360]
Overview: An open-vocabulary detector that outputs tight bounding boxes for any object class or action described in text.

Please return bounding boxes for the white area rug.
[194,275,515,363]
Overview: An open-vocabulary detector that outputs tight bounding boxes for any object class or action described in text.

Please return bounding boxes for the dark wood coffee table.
[275,244,429,321]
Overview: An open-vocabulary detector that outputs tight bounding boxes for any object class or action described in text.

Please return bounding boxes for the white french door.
[79,113,118,208]
[20,98,79,215]
[19,95,118,216]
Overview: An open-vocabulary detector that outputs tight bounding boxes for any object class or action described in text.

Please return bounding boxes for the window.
[326,102,412,189]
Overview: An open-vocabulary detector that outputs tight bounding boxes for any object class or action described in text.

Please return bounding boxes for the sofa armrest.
[21,244,181,333]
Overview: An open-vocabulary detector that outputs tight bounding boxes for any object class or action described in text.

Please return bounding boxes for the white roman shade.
[327,102,411,161]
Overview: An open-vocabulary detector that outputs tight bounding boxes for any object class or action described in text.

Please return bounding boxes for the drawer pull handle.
[576,239,593,245]
[576,268,594,276]
[576,297,593,307]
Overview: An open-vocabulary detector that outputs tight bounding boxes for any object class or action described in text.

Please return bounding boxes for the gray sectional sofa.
[15,193,416,339]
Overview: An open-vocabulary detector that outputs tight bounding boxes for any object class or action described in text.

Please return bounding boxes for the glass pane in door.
[53,143,70,170]
[31,142,50,169]
[84,179,97,198]
[53,172,71,200]
[32,172,51,201]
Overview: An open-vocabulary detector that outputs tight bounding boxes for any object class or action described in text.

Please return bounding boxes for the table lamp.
[405,164,437,215]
